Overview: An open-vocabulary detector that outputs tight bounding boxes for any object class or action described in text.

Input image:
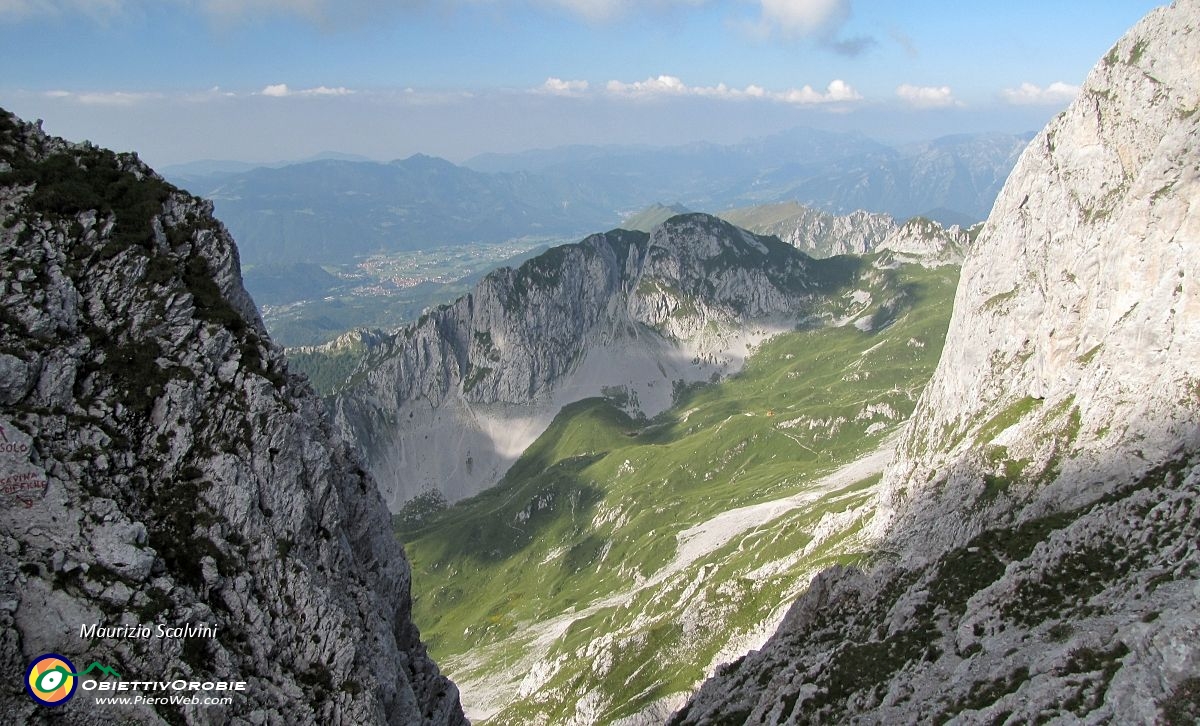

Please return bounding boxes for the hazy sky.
[0,0,1162,167]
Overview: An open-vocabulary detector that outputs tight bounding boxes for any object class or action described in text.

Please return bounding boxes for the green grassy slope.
[401,259,959,724]
[718,201,818,231]
[619,203,692,232]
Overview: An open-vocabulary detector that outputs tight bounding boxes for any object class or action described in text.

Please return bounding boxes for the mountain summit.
[675,2,1200,723]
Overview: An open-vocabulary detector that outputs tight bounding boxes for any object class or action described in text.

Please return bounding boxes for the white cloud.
[776,79,861,104]
[1001,81,1080,106]
[745,1,873,56]
[758,0,849,37]
[895,83,959,108]
[539,77,590,95]
[606,74,690,96]
[602,75,860,105]
[41,89,162,105]
[259,83,354,97]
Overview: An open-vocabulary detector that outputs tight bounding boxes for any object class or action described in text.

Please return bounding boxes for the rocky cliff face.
[875,216,976,268]
[331,214,864,509]
[674,2,1200,723]
[0,110,465,724]
[719,203,897,258]
[721,201,974,265]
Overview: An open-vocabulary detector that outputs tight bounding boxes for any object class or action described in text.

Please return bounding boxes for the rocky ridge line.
[719,201,977,264]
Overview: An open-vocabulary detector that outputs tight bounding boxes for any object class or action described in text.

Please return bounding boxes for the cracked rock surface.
[0,109,466,725]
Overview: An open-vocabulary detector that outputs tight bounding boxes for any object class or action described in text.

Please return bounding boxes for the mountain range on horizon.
[167,127,1029,269]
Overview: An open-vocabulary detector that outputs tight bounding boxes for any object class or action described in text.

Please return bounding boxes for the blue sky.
[0,0,1163,167]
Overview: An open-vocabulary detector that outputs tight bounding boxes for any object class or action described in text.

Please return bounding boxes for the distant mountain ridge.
[468,127,1029,223]
[180,154,615,266]
[161,151,375,182]
[172,129,1029,268]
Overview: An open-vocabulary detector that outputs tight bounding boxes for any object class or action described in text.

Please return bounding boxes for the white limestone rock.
[673,3,1200,723]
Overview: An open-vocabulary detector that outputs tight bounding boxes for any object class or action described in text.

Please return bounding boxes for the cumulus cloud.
[895,83,959,108]
[602,75,860,105]
[746,1,875,56]
[1001,81,1080,105]
[605,75,690,96]
[776,79,861,104]
[758,0,848,37]
[259,83,354,97]
[539,77,590,95]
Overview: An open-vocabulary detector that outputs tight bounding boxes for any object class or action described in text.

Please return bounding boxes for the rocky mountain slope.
[719,201,976,264]
[0,110,465,724]
[875,216,978,268]
[718,203,897,258]
[674,2,1200,723]
[330,214,886,510]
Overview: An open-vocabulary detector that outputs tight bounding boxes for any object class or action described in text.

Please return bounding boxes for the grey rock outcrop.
[673,2,1200,723]
[719,203,898,258]
[0,110,466,725]
[331,214,862,509]
[875,216,976,268]
[721,201,974,265]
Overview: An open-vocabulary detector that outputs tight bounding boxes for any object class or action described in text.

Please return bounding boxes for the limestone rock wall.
[672,3,1200,723]
[0,110,466,725]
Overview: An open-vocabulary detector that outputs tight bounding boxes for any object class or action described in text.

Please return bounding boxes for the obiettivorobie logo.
[25,654,119,707]
[25,652,248,708]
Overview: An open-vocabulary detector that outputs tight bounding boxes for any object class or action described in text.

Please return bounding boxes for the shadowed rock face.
[674,2,1200,723]
[0,110,466,725]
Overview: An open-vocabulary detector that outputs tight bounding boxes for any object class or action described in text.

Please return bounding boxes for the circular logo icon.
[25,653,78,707]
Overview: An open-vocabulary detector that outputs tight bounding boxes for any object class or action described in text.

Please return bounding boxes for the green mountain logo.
[72,662,122,679]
